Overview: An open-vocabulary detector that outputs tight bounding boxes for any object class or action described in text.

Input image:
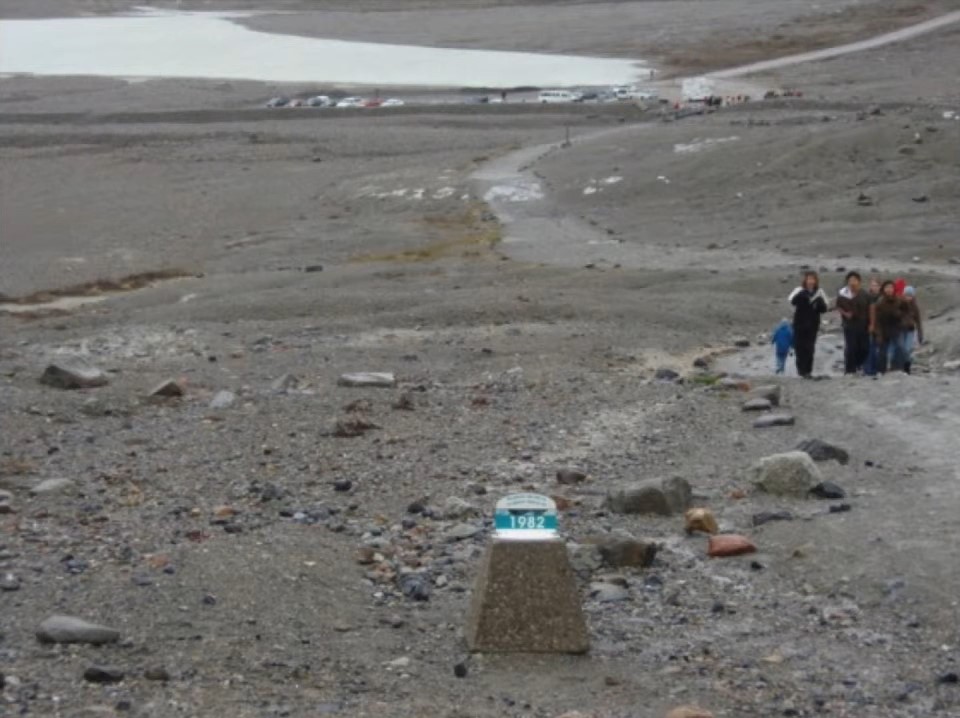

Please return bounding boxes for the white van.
[613,86,658,101]
[538,90,581,104]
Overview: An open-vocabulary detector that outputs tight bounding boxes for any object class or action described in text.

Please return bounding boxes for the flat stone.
[752,510,794,526]
[445,523,483,542]
[750,384,782,406]
[208,390,236,409]
[943,360,960,371]
[556,468,587,485]
[149,379,184,398]
[37,615,120,645]
[587,535,658,568]
[750,451,822,497]
[795,438,850,465]
[30,478,75,496]
[753,413,795,428]
[654,368,680,381]
[337,372,396,388]
[810,481,846,500]
[39,362,108,390]
[742,398,772,412]
[83,666,125,684]
[707,534,757,557]
[666,707,715,718]
[467,540,588,653]
[606,476,692,516]
[589,581,630,602]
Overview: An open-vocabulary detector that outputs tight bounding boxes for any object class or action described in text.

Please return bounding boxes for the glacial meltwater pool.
[0,8,645,88]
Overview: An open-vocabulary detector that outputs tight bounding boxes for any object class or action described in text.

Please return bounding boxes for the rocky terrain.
[2,2,960,717]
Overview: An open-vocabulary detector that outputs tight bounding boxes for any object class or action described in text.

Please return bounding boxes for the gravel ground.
[2,3,960,717]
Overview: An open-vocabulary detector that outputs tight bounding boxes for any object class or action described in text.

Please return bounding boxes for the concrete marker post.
[465,494,589,654]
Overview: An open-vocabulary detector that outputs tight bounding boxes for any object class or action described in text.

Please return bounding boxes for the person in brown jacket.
[871,280,908,373]
[900,286,924,374]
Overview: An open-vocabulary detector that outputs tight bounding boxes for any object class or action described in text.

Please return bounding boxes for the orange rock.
[145,553,170,570]
[212,505,236,519]
[665,706,714,718]
[728,488,747,500]
[707,534,757,557]
[684,507,718,535]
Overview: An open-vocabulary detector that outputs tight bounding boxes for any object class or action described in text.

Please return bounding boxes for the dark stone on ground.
[829,503,852,513]
[796,438,850,465]
[810,481,846,499]
[83,666,125,684]
[556,468,587,485]
[752,510,794,526]
[606,477,692,516]
[454,662,468,678]
[654,368,680,381]
[333,479,352,492]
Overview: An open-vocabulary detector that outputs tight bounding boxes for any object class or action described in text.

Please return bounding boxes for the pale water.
[0,8,644,88]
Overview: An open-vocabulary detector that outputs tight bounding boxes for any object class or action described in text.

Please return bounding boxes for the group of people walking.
[773,271,924,378]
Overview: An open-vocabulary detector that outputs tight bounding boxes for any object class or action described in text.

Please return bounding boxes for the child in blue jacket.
[771,319,793,375]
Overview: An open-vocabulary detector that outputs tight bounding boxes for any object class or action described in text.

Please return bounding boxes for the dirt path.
[708,9,960,79]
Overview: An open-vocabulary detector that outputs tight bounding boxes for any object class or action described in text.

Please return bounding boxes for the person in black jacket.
[788,271,828,378]
[835,270,871,374]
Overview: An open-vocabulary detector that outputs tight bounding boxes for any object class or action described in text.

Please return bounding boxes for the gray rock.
[944,359,960,371]
[445,523,482,542]
[606,477,692,516]
[654,368,679,381]
[750,451,822,497]
[0,573,20,591]
[750,384,782,406]
[442,497,479,520]
[208,390,236,409]
[742,398,772,412]
[30,478,75,496]
[338,372,396,388]
[567,543,603,577]
[0,489,13,503]
[144,667,171,681]
[37,615,120,645]
[556,467,587,485]
[795,438,850,465]
[149,379,184,398]
[753,413,795,428]
[271,373,302,393]
[39,362,108,390]
[589,582,630,603]
[590,536,658,568]
[733,336,751,348]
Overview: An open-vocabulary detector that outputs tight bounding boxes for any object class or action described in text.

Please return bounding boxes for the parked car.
[307,95,332,107]
[538,89,582,104]
[466,96,489,104]
[612,86,657,101]
[265,97,289,108]
[381,98,405,107]
[336,97,365,108]
[363,98,384,108]
[287,98,305,108]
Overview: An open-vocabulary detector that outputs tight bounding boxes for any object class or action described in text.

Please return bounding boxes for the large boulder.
[606,477,691,516]
[750,451,822,497]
